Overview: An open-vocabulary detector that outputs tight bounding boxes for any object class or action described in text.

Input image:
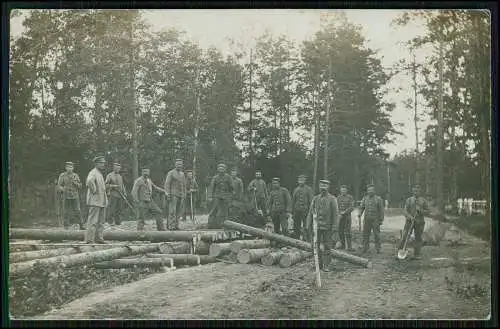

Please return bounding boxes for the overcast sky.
[10,9,433,157]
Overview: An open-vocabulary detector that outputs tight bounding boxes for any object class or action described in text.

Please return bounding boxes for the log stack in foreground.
[236,248,272,264]
[93,257,174,269]
[279,250,312,268]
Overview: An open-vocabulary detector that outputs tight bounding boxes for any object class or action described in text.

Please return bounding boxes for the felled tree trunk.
[10,244,160,277]
[9,245,114,263]
[198,255,219,264]
[279,250,312,268]
[209,243,232,257]
[195,240,210,255]
[146,253,200,266]
[158,242,191,254]
[261,251,285,266]
[236,248,272,264]
[230,239,271,254]
[93,257,174,269]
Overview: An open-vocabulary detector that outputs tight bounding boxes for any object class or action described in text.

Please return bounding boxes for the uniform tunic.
[183,177,199,221]
[292,184,313,239]
[359,194,385,251]
[85,168,108,243]
[105,171,126,225]
[165,169,186,230]
[57,171,83,228]
[401,195,429,255]
[248,178,268,213]
[268,187,292,235]
[132,176,164,231]
[306,192,339,268]
[208,173,234,229]
[337,194,355,247]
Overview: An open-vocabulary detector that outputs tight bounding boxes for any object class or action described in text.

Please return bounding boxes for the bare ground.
[32,214,491,320]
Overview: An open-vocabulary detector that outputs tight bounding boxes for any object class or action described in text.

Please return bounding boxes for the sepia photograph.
[7,7,492,320]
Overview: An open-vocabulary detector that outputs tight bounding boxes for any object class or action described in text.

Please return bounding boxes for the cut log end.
[237,249,251,264]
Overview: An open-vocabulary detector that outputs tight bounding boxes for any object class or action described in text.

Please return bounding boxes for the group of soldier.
[57,155,429,265]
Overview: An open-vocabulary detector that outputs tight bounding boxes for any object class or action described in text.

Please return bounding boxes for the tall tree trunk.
[129,14,139,180]
[313,89,319,194]
[436,33,445,217]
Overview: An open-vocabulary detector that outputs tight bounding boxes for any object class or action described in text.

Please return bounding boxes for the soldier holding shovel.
[57,161,84,230]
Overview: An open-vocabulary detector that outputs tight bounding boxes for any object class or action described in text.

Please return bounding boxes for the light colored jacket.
[86,168,108,207]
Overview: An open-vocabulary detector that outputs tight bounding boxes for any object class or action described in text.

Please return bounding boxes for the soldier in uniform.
[247,170,268,215]
[105,162,127,226]
[85,156,108,243]
[268,177,292,236]
[207,163,234,229]
[164,159,186,230]
[229,167,245,219]
[57,161,84,230]
[401,184,429,260]
[357,184,385,253]
[306,179,339,272]
[132,168,166,231]
[291,174,313,240]
[337,185,355,251]
[183,170,198,222]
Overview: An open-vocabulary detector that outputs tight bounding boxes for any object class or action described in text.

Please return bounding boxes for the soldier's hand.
[335,241,342,249]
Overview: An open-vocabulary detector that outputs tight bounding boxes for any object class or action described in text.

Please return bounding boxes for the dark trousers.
[398,217,425,256]
[136,200,165,231]
[62,198,83,229]
[253,195,267,212]
[208,198,229,229]
[271,210,288,236]
[317,229,333,268]
[106,196,123,225]
[362,217,381,251]
[168,196,183,230]
[292,209,308,240]
[338,213,353,249]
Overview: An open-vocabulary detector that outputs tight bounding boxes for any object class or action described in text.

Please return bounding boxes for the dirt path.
[35,215,491,320]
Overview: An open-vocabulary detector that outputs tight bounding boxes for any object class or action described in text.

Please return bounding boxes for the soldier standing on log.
[57,161,84,230]
[132,168,166,231]
[105,162,127,226]
[164,159,186,230]
[337,185,355,251]
[207,163,233,229]
[306,179,339,272]
[291,174,313,240]
[401,184,429,260]
[357,184,385,254]
[183,170,198,222]
[85,156,108,244]
[248,170,268,215]
[268,177,292,236]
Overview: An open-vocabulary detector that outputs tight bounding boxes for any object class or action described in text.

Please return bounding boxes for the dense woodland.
[9,10,490,222]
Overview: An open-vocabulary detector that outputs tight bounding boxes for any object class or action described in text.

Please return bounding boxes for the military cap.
[255,170,262,173]
[272,177,280,182]
[141,167,150,171]
[340,184,348,189]
[65,161,74,166]
[113,162,121,166]
[217,163,226,168]
[231,167,238,172]
[185,169,193,173]
[367,183,375,188]
[93,156,105,163]
[298,174,307,179]
[175,158,183,163]
[319,179,330,185]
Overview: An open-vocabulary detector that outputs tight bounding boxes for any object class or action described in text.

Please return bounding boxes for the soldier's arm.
[121,178,127,196]
[308,187,314,207]
[358,197,365,216]
[86,172,97,194]
[193,179,199,192]
[285,189,292,213]
[403,198,412,219]
[57,173,65,192]
[152,181,165,193]
[164,172,172,195]
[422,198,430,216]
[331,197,340,237]
[247,180,255,192]
[378,197,385,223]
[207,177,215,201]
[291,188,298,210]
[74,174,82,189]
[347,195,355,214]
[131,180,139,203]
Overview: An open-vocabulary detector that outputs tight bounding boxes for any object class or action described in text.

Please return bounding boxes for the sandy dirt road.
[35,214,491,320]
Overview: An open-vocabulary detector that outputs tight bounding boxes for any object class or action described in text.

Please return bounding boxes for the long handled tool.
[312,211,321,288]
[190,191,198,225]
[397,216,415,260]
[117,190,137,214]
